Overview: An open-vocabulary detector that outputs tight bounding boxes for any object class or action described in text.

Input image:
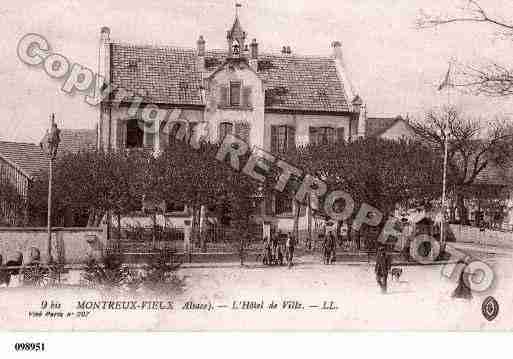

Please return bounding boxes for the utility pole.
[45,113,60,264]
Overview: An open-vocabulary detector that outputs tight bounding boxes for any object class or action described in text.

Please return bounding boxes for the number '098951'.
[14,343,45,351]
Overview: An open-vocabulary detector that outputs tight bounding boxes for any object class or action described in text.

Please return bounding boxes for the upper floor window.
[126,119,144,148]
[219,122,233,141]
[219,83,252,108]
[230,81,241,106]
[309,126,345,145]
[271,125,295,153]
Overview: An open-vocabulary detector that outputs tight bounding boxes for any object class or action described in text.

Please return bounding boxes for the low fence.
[449,224,513,249]
[0,227,106,264]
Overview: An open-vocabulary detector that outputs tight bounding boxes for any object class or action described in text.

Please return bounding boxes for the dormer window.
[128,59,137,69]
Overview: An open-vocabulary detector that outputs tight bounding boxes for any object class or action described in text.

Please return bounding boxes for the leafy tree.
[411,106,513,224]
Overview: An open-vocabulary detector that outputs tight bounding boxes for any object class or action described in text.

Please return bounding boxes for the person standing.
[452,260,472,300]
[375,246,392,293]
[328,231,337,264]
[286,232,296,267]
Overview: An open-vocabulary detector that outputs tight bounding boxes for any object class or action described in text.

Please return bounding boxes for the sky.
[1,0,512,143]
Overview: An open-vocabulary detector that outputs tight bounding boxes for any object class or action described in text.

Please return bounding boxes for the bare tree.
[417,0,513,96]
[411,106,513,224]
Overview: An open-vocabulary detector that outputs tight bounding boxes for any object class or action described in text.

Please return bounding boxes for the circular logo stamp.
[481,296,499,322]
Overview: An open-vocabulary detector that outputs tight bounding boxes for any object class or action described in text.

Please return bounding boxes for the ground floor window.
[275,193,293,215]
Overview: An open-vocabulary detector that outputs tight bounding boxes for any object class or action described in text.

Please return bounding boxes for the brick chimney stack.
[249,38,258,71]
[331,41,342,60]
[196,35,206,73]
[100,26,110,42]
[197,35,206,56]
[281,46,292,55]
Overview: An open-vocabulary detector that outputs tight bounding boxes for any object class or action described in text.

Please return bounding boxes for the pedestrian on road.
[451,260,472,300]
[286,232,296,267]
[328,231,337,264]
[375,246,392,293]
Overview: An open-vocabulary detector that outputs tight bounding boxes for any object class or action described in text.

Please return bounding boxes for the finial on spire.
[235,2,242,17]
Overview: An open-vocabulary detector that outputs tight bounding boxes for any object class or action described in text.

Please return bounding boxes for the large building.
[96,12,368,231]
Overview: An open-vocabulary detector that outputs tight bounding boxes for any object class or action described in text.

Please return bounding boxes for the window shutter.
[219,86,228,107]
[287,126,296,151]
[337,127,345,143]
[271,125,278,153]
[159,122,168,149]
[265,194,275,215]
[145,129,154,148]
[309,127,317,145]
[242,86,252,107]
[117,120,126,150]
[234,122,250,142]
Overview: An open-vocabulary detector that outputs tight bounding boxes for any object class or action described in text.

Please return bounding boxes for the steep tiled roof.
[365,117,401,138]
[0,141,47,179]
[41,129,97,155]
[109,43,350,112]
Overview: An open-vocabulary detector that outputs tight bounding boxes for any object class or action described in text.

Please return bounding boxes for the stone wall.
[449,224,513,249]
[0,227,106,264]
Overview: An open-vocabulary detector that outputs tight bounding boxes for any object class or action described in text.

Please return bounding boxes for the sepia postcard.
[0,0,512,335]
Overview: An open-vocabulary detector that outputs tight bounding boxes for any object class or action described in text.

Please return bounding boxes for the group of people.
[262,232,296,267]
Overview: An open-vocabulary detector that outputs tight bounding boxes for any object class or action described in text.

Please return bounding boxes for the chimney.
[250,39,258,59]
[100,26,110,42]
[281,46,292,55]
[331,41,342,60]
[249,38,258,71]
[196,35,206,73]
[197,35,206,57]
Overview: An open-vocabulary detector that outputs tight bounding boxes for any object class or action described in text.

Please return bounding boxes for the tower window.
[232,40,240,56]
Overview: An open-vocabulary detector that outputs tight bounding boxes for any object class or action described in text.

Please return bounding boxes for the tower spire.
[227,3,246,58]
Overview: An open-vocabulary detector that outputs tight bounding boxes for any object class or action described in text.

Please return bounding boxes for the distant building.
[0,141,47,225]
[365,116,416,140]
[0,129,96,225]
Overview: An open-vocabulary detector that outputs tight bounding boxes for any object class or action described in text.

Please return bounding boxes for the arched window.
[232,40,240,56]
[219,122,233,141]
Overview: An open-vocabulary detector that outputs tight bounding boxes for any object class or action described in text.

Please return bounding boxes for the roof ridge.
[112,42,334,60]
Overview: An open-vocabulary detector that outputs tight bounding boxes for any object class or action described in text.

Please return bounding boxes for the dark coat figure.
[322,236,330,264]
[375,247,392,293]
[262,237,272,265]
[322,233,337,264]
[328,232,336,263]
[271,235,279,264]
[452,260,472,300]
